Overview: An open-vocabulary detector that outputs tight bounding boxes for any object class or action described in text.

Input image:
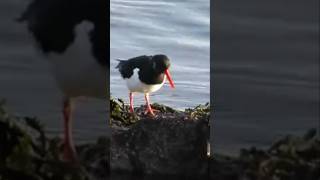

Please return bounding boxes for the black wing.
[115,55,152,79]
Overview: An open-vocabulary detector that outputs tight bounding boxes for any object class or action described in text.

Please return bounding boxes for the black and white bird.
[18,0,107,162]
[116,55,175,116]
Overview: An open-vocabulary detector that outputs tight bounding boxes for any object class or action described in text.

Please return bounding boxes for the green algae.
[110,97,210,127]
[110,98,139,126]
[185,102,210,121]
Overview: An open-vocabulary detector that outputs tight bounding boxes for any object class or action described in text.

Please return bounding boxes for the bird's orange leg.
[144,93,158,116]
[129,92,134,113]
[63,98,77,162]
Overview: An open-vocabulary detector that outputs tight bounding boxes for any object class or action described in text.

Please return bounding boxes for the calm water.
[211,0,319,154]
[110,0,210,110]
[0,0,318,155]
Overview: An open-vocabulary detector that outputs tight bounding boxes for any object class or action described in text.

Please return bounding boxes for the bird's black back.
[116,55,165,85]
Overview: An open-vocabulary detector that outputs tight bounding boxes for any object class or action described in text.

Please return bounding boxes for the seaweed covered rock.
[243,129,320,180]
[2,97,318,180]
[0,100,109,180]
[209,129,320,180]
[110,98,210,177]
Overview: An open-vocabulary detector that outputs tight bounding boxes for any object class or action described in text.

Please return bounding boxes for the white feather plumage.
[125,68,165,93]
[47,21,107,98]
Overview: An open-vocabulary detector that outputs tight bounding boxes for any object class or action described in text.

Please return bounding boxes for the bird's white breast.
[47,21,107,98]
[125,68,165,93]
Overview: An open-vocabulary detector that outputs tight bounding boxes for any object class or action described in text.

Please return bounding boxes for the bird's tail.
[115,59,126,69]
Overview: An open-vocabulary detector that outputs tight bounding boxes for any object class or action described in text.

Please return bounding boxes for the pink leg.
[129,92,134,113]
[63,98,77,162]
[144,93,155,116]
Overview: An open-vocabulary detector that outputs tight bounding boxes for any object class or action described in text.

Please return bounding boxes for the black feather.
[116,55,171,85]
[18,0,108,67]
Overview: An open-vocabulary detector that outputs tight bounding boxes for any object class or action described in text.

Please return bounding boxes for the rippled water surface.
[110,0,210,110]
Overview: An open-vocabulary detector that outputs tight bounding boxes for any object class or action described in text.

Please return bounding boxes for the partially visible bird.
[18,0,108,162]
[116,55,175,116]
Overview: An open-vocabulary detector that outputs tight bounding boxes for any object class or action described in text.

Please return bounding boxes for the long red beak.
[165,69,175,89]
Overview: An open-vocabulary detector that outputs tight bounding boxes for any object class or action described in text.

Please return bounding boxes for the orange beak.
[165,69,175,89]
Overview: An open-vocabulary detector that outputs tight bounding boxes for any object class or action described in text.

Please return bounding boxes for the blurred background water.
[0,0,109,144]
[211,0,319,154]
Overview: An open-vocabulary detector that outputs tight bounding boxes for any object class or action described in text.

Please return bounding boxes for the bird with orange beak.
[116,54,175,116]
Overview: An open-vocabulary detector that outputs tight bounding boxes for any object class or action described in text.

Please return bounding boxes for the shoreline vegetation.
[0,99,319,180]
[110,98,210,127]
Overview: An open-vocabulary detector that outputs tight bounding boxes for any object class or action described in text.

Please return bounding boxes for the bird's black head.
[152,54,171,73]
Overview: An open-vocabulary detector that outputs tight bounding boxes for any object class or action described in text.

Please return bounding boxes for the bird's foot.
[144,106,159,117]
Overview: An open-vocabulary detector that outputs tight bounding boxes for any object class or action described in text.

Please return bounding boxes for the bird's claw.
[144,106,159,116]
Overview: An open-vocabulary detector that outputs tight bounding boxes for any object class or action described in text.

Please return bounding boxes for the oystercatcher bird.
[116,55,175,116]
[18,0,107,162]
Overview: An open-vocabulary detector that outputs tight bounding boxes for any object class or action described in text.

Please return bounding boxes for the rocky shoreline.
[209,129,320,180]
[110,98,210,178]
[0,99,319,180]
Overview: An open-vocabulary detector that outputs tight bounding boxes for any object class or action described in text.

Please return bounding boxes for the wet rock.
[2,98,319,180]
[209,155,244,180]
[209,129,320,180]
[110,98,210,177]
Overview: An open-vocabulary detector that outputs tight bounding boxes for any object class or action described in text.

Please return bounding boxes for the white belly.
[125,68,165,93]
[47,21,107,98]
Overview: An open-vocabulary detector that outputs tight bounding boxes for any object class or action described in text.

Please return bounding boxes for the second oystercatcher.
[116,55,175,116]
[18,0,107,162]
